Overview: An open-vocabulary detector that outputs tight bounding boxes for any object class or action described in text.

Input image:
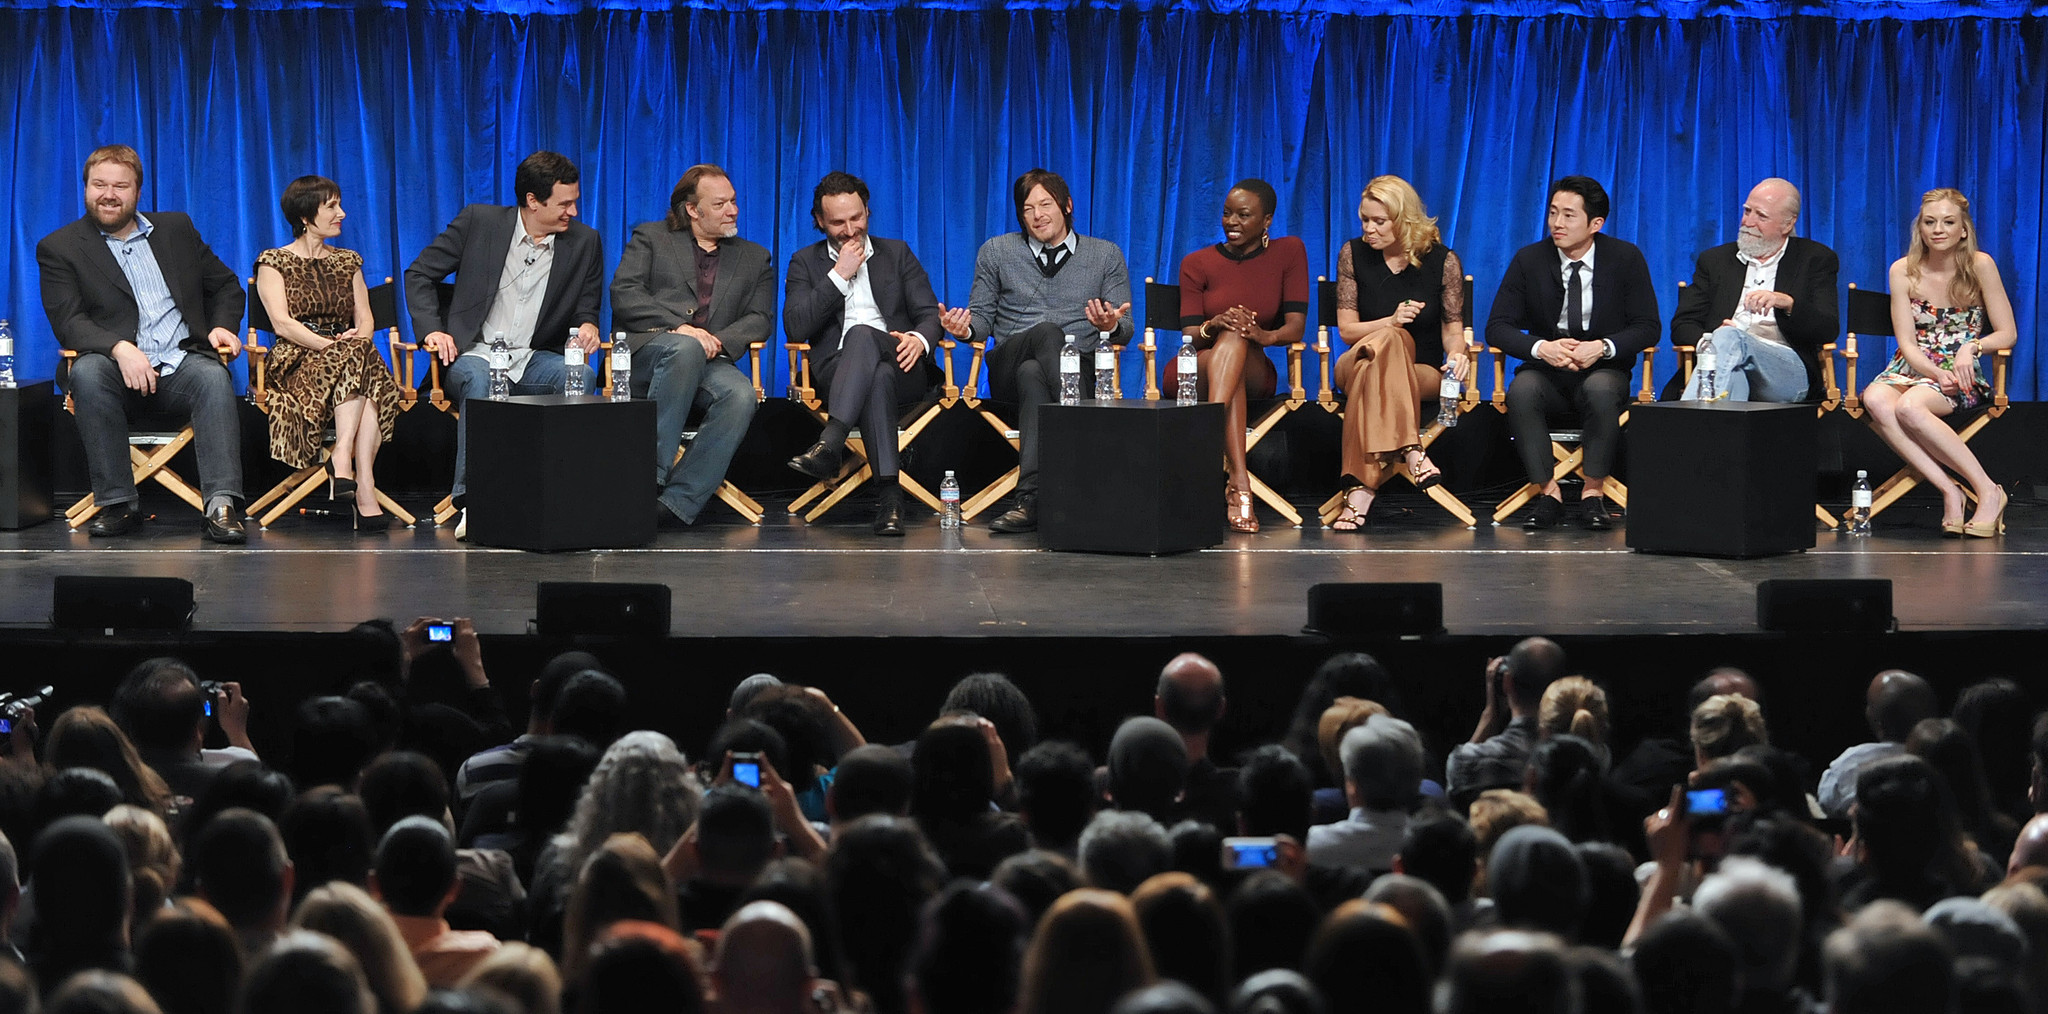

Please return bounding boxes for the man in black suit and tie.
[1487,176,1661,530]
[1672,179,1840,404]
[404,151,606,539]
[782,171,944,537]
[610,165,774,527]
[36,144,250,543]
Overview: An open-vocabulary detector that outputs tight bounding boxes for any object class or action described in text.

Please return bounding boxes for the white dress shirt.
[826,236,930,352]
[467,220,556,382]
[1731,243,1787,344]
[1534,244,1615,361]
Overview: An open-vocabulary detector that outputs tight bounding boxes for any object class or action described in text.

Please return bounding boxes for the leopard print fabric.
[255,246,401,469]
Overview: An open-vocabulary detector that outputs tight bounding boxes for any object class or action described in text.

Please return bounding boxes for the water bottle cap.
[944,470,955,477]
[1856,470,1867,478]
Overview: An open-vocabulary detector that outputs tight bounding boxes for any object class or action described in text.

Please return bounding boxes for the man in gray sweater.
[940,169,1133,533]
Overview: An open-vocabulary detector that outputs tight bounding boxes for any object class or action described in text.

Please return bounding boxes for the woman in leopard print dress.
[254,176,401,529]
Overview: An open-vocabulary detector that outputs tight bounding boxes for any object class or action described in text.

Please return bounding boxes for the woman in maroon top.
[1178,180,1310,533]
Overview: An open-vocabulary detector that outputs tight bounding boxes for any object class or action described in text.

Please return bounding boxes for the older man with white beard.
[1672,178,1840,403]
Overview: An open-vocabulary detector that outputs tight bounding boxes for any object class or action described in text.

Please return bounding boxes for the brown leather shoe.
[202,503,248,545]
[988,492,1037,534]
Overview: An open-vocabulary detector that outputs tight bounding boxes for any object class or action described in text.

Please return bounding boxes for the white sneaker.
[454,508,468,541]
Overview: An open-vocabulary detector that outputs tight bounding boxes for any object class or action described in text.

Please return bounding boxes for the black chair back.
[246,283,274,334]
[1845,286,1891,337]
[368,280,401,332]
[1145,280,1182,332]
[1316,278,1339,329]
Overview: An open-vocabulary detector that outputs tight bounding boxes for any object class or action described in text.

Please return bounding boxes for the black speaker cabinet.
[1304,582,1446,637]
[1757,579,1894,633]
[465,395,656,551]
[0,381,54,530]
[1039,400,1224,555]
[1627,402,1816,558]
[52,576,195,632]
[536,581,671,638]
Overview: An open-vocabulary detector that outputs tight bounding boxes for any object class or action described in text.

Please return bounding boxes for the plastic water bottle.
[0,320,15,390]
[1058,336,1081,405]
[609,332,632,402]
[1176,336,1198,405]
[939,470,962,530]
[1094,340,1117,401]
[1696,334,1718,401]
[1847,470,1873,535]
[563,342,587,397]
[1436,365,1460,429]
[487,332,511,401]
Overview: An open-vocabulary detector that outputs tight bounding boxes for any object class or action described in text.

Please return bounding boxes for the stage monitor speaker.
[535,582,671,639]
[52,576,195,632]
[1756,579,1894,633]
[1304,582,1445,637]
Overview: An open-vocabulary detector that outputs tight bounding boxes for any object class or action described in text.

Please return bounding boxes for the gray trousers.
[68,352,243,507]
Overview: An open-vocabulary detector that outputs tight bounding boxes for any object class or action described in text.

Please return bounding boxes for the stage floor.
[1,490,2041,637]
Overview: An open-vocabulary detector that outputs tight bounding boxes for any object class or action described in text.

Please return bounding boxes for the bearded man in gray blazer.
[611,165,774,526]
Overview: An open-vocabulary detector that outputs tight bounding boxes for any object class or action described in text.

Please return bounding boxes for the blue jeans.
[1681,325,1809,403]
[67,352,243,508]
[446,350,566,500]
[636,334,757,523]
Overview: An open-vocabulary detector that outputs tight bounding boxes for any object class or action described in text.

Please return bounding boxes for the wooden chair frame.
[243,276,419,529]
[1487,327,1659,524]
[785,334,958,523]
[599,334,770,525]
[57,350,210,529]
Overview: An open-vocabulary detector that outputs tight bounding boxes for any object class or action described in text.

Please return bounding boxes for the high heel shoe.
[353,502,391,533]
[1962,489,2007,539]
[1226,483,1260,534]
[1407,453,1443,490]
[1329,487,1372,532]
[326,460,356,502]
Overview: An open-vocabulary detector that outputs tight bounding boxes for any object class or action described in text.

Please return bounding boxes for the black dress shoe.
[203,503,248,544]
[1583,497,1614,531]
[87,503,143,538]
[872,488,906,537]
[988,492,1038,534]
[1523,494,1565,530]
[654,501,692,530]
[787,441,843,482]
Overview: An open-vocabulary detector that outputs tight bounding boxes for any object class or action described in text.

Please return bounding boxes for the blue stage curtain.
[1,8,2040,400]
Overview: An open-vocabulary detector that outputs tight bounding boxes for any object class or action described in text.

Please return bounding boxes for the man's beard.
[91,200,135,233]
[1737,228,1779,259]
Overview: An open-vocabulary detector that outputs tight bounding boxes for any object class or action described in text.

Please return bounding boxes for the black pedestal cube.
[1626,401,1816,558]
[0,381,54,530]
[1039,400,1224,555]
[465,395,656,551]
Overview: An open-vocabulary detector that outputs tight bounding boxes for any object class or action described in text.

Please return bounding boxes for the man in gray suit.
[37,144,249,543]
[404,151,605,538]
[611,165,773,527]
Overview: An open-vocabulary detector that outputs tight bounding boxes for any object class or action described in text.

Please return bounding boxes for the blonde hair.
[291,882,429,1014]
[1904,187,1986,308]
[1467,790,1549,896]
[1691,693,1768,761]
[462,943,564,1014]
[561,833,679,981]
[1360,175,1443,262]
[1020,889,1156,1014]
[1317,697,1389,783]
[1538,677,1610,745]
[104,804,180,922]
[47,705,174,817]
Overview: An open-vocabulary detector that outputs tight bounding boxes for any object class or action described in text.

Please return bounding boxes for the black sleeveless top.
[1341,238,1460,366]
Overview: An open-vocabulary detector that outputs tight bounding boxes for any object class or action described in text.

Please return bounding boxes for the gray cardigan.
[966,231,1135,350]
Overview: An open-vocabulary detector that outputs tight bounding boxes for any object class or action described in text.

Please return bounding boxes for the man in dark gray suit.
[404,151,606,538]
[36,144,249,543]
[610,165,773,527]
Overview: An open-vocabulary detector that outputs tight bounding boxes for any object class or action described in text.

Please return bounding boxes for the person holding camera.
[109,657,256,812]
[1444,637,1567,810]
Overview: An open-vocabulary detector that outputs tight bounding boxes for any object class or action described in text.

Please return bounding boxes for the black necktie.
[1038,246,1068,277]
[1566,261,1585,337]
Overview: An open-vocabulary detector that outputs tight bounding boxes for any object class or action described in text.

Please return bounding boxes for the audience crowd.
[0,629,2040,1014]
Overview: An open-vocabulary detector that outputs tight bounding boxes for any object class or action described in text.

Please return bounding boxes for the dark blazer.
[609,224,775,358]
[37,211,245,360]
[403,204,604,353]
[1670,237,1840,401]
[782,237,943,369]
[1486,233,1661,373]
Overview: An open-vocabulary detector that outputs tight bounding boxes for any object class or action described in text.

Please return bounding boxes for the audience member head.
[1724,816,1840,945]
[737,858,851,987]
[1822,900,1955,1014]
[910,882,1029,1014]
[288,697,377,792]
[1166,820,1224,894]
[1687,667,1760,714]
[1852,754,1976,906]
[1907,716,2002,840]
[942,673,1039,764]
[828,745,913,824]
[1285,653,1396,783]
[531,650,606,727]
[1340,715,1423,813]
[1522,736,1608,843]
[1690,693,1768,764]
[460,944,561,1014]
[1436,929,1575,1014]
[1013,741,1097,853]
[183,763,295,848]
[1226,970,1322,1014]
[549,671,629,750]
[1223,872,1319,978]
[1302,900,1429,1014]
[824,815,945,1014]
[1314,698,1386,786]
[1106,718,1188,821]
[742,686,837,793]
[576,921,706,1014]
[45,972,159,1014]
[133,899,241,1014]
[511,736,601,843]
[726,674,782,720]
[1630,909,1739,1014]
[911,723,997,825]
[0,764,47,881]
[289,882,427,1014]
[1979,882,2048,1012]
[35,768,124,841]
[356,751,451,836]
[343,683,402,758]
[551,732,700,887]
[1569,946,1643,1014]
[279,787,375,904]
[1572,842,1639,951]
[1467,789,1547,893]
[29,816,134,986]
[694,785,776,886]
[1922,896,2026,974]
[712,902,815,1014]
[1236,746,1313,844]
[103,804,179,925]
[1129,873,1230,1005]
[1538,676,1610,746]
[1867,670,1938,744]
[370,816,456,920]
[1112,983,1213,1014]
[109,658,208,757]
[1487,825,1588,940]
[237,930,376,1014]
[704,720,791,800]
[1019,889,1154,1014]
[1394,805,1477,905]
[1692,856,1802,998]
[1077,811,1171,895]
[1952,677,2033,815]
[47,706,173,817]
[1155,655,1227,740]
[989,850,1084,928]
[1502,638,1568,713]
[191,808,292,941]
[1362,874,1452,978]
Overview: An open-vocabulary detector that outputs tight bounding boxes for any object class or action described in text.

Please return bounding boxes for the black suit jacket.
[609,224,775,358]
[1670,237,1840,400]
[1486,233,1661,373]
[37,212,245,362]
[403,204,604,353]
[782,237,943,370]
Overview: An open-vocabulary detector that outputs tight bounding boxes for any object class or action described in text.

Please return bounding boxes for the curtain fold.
[2,8,2040,399]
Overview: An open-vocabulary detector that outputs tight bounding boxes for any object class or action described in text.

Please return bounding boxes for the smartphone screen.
[427,624,454,643]
[733,761,761,788]
[1686,788,1730,816]
[0,718,11,736]
[1222,837,1279,870]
